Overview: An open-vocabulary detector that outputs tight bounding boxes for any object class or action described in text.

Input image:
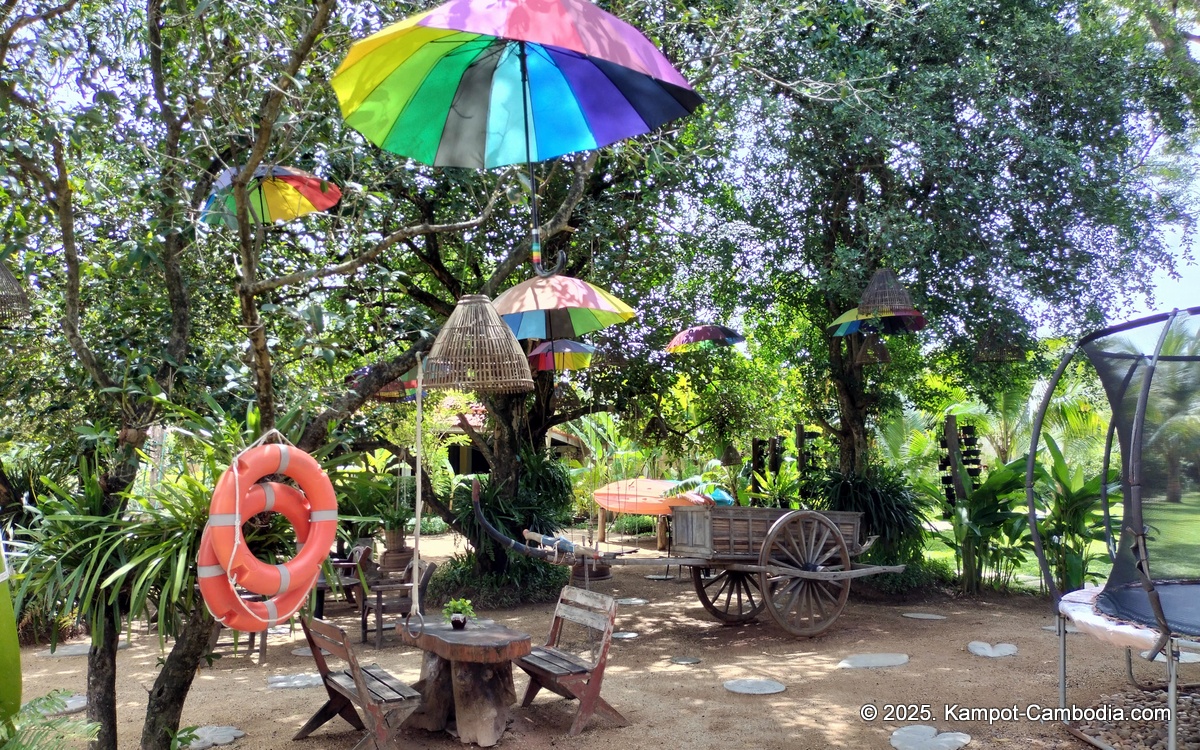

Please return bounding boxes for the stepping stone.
[26,693,87,716]
[670,656,701,665]
[265,625,291,635]
[612,631,639,640]
[890,725,971,750]
[1041,624,1081,633]
[903,613,947,620]
[616,597,648,605]
[185,725,245,749]
[290,646,330,657]
[967,641,1017,658]
[644,574,675,581]
[39,641,130,657]
[266,673,323,689]
[838,653,909,669]
[723,678,785,695]
[1140,650,1200,663]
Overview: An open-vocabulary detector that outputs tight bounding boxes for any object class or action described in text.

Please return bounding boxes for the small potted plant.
[378,500,414,573]
[443,598,475,630]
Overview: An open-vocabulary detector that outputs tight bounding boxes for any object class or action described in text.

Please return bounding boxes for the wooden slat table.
[399,619,531,746]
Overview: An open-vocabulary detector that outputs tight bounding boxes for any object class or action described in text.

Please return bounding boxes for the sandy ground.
[18,532,1198,750]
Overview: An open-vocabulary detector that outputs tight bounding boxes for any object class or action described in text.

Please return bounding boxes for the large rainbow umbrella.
[492,274,635,340]
[828,306,926,337]
[202,165,341,227]
[528,339,595,371]
[331,0,702,276]
[666,324,744,353]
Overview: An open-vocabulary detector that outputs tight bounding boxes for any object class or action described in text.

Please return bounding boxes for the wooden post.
[597,507,607,543]
[656,515,668,551]
[751,438,765,492]
[795,424,805,477]
[944,415,968,504]
[769,436,783,474]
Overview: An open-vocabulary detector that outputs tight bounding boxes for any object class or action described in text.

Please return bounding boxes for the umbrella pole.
[519,42,563,278]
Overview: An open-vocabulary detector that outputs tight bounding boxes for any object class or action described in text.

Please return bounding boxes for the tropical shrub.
[427,553,568,609]
[821,468,926,564]
[1035,435,1114,592]
[937,458,1028,594]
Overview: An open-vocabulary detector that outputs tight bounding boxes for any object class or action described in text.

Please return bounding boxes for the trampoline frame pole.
[1166,638,1178,750]
[1058,613,1068,709]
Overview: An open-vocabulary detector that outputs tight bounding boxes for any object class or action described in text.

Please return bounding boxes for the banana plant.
[1035,434,1114,592]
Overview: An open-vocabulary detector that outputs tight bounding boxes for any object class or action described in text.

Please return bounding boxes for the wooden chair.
[294,617,420,749]
[360,559,437,649]
[513,586,629,736]
[329,544,375,607]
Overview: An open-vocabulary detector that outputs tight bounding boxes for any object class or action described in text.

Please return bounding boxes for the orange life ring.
[206,445,337,596]
[199,445,337,632]
[198,528,316,631]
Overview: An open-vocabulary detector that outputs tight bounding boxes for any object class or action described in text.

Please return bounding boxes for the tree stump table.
[399,618,531,747]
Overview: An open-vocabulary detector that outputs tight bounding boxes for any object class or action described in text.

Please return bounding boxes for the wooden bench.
[513,586,629,736]
[294,617,420,749]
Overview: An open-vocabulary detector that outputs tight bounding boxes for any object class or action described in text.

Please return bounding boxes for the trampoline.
[1026,308,1200,750]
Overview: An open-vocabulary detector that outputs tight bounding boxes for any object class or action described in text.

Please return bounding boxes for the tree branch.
[546,402,611,430]
[481,151,598,297]
[456,412,494,468]
[0,0,79,72]
[250,192,503,295]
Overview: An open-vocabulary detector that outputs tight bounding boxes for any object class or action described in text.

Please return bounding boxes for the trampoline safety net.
[1081,308,1200,637]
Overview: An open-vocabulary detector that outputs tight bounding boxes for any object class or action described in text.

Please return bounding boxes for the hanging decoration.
[330,0,702,276]
[201,165,341,228]
[491,274,635,340]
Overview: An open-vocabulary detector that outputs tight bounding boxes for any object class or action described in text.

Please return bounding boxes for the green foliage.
[441,598,476,621]
[607,514,658,536]
[416,514,449,536]
[859,556,957,596]
[821,468,926,564]
[1035,436,1114,592]
[0,691,98,750]
[427,553,569,610]
[937,458,1029,595]
[749,460,804,508]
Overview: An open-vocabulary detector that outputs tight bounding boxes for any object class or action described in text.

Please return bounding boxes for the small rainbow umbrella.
[828,306,926,337]
[347,366,426,402]
[331,0,701,276]
[528,340,595,371]
[492,274,635,340]
[202,165,341,227]
[666,324,745,353]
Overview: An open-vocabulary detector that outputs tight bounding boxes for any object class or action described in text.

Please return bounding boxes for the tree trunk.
[829,337,871,476]
[1166,448,1182,503]
[139,604,216,750]
[87,602,121,750]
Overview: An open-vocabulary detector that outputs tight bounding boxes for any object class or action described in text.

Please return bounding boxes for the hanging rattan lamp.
[855,332,892,365]
[0,263,30,327]
[858,268,914,316]
[423,294,534,394]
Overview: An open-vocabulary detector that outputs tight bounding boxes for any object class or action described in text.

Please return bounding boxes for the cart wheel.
[691,566,765,624]
[758,511,851,637]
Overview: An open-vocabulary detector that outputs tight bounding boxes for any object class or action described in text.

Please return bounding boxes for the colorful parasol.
[346,366,426,403]
[202,165,341,227]
[828,306,926,337]
[666,324,744,353]
[528,339,595,371]
[331,0,701,276]
[492,274,635,340]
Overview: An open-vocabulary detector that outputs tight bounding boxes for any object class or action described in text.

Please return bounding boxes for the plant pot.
[383,529,407,551]
[966,467,982,476]
[450,614,467,630]
[961,436,978,446]
[941,476,954,485]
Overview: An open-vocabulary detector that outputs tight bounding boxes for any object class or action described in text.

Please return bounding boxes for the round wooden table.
[399,618,531,746]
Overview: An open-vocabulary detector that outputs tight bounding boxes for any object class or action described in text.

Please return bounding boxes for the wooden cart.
[607,507,904,637]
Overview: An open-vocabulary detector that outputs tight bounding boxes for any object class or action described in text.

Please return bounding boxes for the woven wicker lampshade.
[858,269,914,316]
[424,294,534,394]
[0,263,30,326]
[855,332,892,365]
